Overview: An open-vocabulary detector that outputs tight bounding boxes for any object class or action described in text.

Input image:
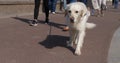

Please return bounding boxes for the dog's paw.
[75,49,81,56]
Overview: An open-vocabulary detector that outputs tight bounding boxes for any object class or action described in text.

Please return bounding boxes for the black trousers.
[34,0,49,21]
[112,0,115,5]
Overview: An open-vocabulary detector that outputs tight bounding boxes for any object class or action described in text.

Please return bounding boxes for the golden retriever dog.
[65,2,96,55]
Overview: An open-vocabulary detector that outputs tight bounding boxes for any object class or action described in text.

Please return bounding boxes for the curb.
[108,26,120,63]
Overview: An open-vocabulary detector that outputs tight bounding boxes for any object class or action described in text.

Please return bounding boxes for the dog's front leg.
[68,30,76,47]
[75,31,86,55]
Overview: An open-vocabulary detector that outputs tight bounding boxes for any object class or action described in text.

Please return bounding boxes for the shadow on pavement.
[39,35,75,53]
[12,17,45,24]
[12,17,66,29]
[48,22,66,29]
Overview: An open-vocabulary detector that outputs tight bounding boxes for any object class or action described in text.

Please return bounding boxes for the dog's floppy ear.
[80,10,86,17]
[65,4,71,16]
[66,4,70,10]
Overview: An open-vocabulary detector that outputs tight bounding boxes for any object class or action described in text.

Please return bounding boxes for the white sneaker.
[52,12,56,14]
[29,20,38,26]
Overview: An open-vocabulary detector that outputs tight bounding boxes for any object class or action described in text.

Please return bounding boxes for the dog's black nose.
[70,17,74,23]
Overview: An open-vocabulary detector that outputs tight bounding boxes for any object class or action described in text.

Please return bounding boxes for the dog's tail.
[86,22,96,29]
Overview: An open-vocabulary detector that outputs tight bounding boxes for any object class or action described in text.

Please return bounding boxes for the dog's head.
[66,2,88,23]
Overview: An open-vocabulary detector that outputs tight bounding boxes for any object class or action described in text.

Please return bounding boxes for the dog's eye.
[68,10,71,13]
[75,11,78,13]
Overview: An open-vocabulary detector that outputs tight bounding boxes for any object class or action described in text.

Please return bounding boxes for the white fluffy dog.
[66,2,96,55]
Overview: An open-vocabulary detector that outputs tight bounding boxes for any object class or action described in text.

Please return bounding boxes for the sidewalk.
[0,4,120,63]
[107,3,120,63]
[108,26,120,63]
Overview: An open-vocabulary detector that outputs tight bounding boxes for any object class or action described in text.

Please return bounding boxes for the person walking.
[86,0,95,15]
[98,0,107,16]
[49,0,58,14]
[59,0,64,11]
[62,0,77,11]
[112,0,115,5]
[92,0,102,16]
[113,0,119,9]
[63,0,67,10]
[98,0,107,9]
[30,0,49,26]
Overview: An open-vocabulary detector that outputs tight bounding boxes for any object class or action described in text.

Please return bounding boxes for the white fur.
[66,2,96,55]
[86,23,96,29]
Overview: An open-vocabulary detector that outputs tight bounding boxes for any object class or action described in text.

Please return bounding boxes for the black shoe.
[45,18,49,24]
[29,20,38,26]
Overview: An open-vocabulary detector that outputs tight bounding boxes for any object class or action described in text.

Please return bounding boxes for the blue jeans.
[114,0,119,9]
[63,0,67,9]
[80,0,87,5]
[49,0,58,12]
[67,0,77,3]
[69,0,77,3]
[63,0,77,10]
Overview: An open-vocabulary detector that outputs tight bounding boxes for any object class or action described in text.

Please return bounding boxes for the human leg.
[30,0,41,26]
[112,0,115,5]
[63,14,69,31]
[51,0,57,13]
[34,0,41,19]
[83,0,87,5]
[69,0,77,3]
[63,0,67,10]
[114,0,119,9]
[43,0,50,24]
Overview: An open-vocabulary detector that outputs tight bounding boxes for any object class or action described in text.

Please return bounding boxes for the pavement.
[0,0,34,4]
[0,4,120,63]
[108,25,120,63]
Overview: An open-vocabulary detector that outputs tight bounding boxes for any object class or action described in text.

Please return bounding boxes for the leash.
[48,22,52,35]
